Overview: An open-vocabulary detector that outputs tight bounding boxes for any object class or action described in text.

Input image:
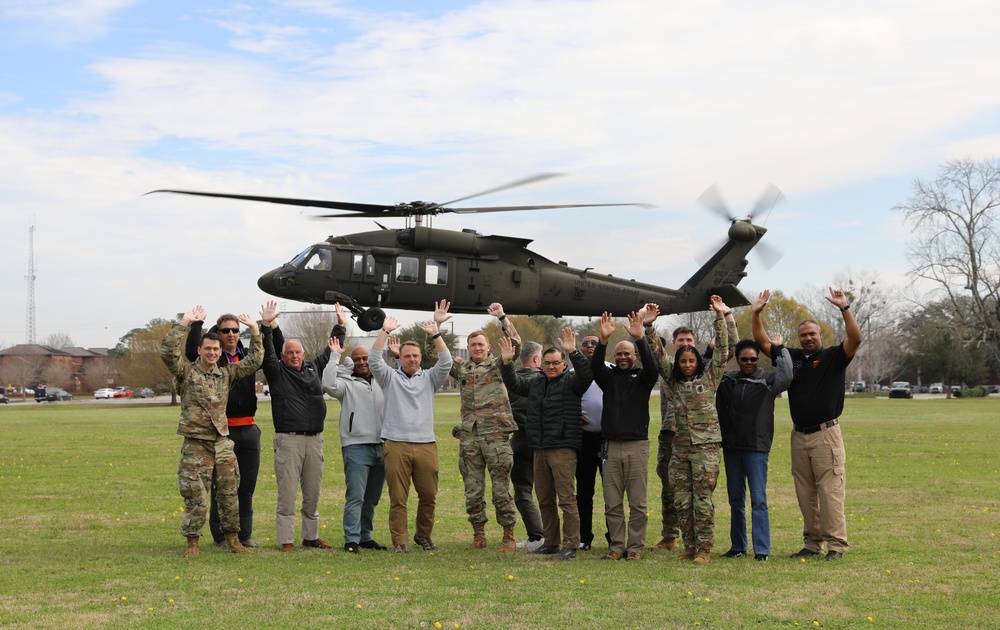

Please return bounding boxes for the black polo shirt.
[786,343,852,428]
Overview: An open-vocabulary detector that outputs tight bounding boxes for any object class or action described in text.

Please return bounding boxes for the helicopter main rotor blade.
[147,189,390,214]
[748,183,785,221]
[427,173,566,211]
[697,184,736,222]
[448,202,655,214]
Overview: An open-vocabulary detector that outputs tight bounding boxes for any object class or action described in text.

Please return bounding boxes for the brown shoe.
[650,537,678,551]
[677,548,696,561]
[626,552,641,561]
[279,543,295,552]
[185,536,200,558]
[603,550,624,560]
[693,549,711,564]
[302,538,333,549]
[413,536,438,551]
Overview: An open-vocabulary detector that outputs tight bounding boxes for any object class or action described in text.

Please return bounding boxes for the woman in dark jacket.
[716,336,792,561]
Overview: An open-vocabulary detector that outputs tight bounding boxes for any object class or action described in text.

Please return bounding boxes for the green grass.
[0,396,998,629]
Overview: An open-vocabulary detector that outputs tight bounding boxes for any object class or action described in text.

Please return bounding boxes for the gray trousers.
[274,433,324,545]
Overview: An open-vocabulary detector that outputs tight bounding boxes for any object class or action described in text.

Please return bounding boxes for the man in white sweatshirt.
[368,300,453,553]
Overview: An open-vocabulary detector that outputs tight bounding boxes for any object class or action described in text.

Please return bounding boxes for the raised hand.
[487,302,506,319]
[824,286,849,310]
[418,320,439,336]
[237,313,259,334]
[557,327,577,353]
[641,303,660,325]
[334,302,347,327]
[387,335,401,358]
[599,312,617,341]
[624,311,644,339]
[182,305,205,324]
[769,332,784,345]
[752,290,770,314]
[328,337,344,354]
[709,295,730,314]
[260,300,280,326]
[433,299,452,326]
[497,336,515,363]
[383,316,400,334]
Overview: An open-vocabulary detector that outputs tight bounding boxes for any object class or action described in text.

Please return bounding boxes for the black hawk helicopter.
[150,174,781,331]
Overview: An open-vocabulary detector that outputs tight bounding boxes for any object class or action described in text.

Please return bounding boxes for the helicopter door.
[350,252,376,283]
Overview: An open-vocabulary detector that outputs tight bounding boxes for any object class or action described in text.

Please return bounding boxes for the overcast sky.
[2,0,999,348]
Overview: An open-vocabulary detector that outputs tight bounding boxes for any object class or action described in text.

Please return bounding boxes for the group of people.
[161,287,861,565]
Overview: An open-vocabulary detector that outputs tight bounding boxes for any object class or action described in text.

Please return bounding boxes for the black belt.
[794,419,838,434]
[281,431,320,436]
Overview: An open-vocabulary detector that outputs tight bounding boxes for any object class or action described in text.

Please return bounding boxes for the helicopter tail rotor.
[695,183,785,271]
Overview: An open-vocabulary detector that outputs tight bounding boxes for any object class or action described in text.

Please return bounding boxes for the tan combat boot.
[676,547,696,561]
[465,522,487,550]
[185,536,200,558]
[500,525,517,553]
[650,537,678,551]
[693,548,711,564]
[225,532,253,555]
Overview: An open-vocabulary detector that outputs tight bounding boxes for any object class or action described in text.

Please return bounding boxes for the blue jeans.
[342,443,385,544]
[723,449,770,555]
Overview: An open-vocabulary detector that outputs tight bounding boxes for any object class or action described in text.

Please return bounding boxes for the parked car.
[0,393,8,404]
[950,384,962,394]
[852,381,867,392]
[918,385,929,393]
[133,387,154,398]
[94,388,116,399]
[38,388,73,402]
[888,381,913,399]
[929,383,944,394]
[113,386,133,398]
[989,385,999,394]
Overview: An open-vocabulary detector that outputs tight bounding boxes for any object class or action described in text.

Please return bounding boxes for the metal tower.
[25,221,36,344]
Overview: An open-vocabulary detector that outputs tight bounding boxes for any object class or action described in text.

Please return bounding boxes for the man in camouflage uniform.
[451,303,520,551]
[161,305,263,558]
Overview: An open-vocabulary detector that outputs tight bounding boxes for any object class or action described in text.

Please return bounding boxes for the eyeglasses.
[580,341,598,347]
[218,327,240,334]
[738,357,759,363]
[543,361,564,367]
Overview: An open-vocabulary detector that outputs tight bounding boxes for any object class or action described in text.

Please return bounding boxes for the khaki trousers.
[273,433,324,545]
[790,423,848,553]
[602,439,649,555]
[534,447,580,549]
[384,440,439,547]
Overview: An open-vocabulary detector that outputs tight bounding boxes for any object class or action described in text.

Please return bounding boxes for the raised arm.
[751,290,773,359]
[227,313,263,382]
[825,286,862,358]
[321,337,347,400]
[769,333,793,394]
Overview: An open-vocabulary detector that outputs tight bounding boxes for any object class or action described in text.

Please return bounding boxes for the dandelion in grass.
[174,576,180,580]
[169,599,174,603]
[704,598,710,603]
[394,577,400,581]
[507,575,514,580]
[813,622,820,626]
[121,596,127,601]
[238,577,243,583]
[579,580,585,584]
[356,604,362,609]
[435,623,443,629]
[147,607,154,611]
[867,617,873,622]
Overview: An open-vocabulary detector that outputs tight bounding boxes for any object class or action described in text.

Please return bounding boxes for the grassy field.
[0,396,997,629]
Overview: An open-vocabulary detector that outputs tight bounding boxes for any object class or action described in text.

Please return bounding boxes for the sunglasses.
[738,357,759,363]
[580,341,598,347]
[218,327,240,334]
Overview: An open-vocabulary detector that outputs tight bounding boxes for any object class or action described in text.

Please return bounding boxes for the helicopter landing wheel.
[358,307,386,332]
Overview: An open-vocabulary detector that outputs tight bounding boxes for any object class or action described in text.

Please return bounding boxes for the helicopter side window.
[396,256,419,283]
[353,253,377,281]
[365,254,376,279]
[425,259,449,286]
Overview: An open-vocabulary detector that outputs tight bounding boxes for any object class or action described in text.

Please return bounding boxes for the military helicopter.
[150,174,781,331]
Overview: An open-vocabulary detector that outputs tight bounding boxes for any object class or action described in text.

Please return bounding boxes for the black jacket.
[185,321,284,420]
[591,337,659,440]
[262,327,330,433]
[501,350,593,450]
[716,345,793,452]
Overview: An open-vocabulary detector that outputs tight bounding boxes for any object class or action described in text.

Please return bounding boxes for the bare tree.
[42,360,76,389]
[0,355,47,401]
[119,322,177,403]
[42,332,75,349]
[282,306,339,359]
[895,157,1000,368]
[84,356,120,390]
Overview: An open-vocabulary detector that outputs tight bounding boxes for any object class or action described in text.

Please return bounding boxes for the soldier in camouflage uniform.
[450,303,520,551]
[161,305,263,558]
[645,297,736,564]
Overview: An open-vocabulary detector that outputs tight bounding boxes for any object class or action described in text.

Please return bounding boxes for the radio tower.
[25,221,36,344]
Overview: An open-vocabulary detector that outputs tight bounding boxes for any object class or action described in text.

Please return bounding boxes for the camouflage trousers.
[178,435,240,538]
[669,442,720,551]
[458,432,516,526]
[656,429,680,539]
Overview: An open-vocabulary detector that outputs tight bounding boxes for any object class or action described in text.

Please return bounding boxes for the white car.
[94,388,116,399]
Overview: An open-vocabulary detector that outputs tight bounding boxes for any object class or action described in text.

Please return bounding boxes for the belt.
[280,431,320,436]
[794,419,838,434]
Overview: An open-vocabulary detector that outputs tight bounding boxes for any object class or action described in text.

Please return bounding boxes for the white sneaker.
[516,538,544,550]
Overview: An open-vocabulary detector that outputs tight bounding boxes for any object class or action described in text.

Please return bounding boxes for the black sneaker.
[344,542,360,554]
[413,536,438,551]
[553,548,577,561]
[824,551,844,561]
[530,545,560,555]
[754,554,769,561]
[789,548,820,558]
[721,549,746,558]
[359,540,388,551]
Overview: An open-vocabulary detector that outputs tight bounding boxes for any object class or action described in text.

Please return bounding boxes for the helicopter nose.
[258,267,290,297]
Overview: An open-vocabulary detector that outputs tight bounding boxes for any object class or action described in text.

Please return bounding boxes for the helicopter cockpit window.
[425,259,449,285]
[395,256,419,283]
[305,249,333,271]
